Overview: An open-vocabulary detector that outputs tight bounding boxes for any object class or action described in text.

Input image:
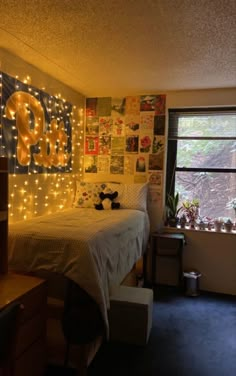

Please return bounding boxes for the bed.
[8,181,150,370]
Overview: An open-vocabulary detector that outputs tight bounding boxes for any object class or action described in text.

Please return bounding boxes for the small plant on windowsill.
[214,217,224,232]
[180,198,200,228]
[165,192,181,227]
[226,198,236,223]
[223,218,233,232]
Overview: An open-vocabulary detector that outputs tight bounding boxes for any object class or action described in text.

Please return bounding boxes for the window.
[166,107,236,221]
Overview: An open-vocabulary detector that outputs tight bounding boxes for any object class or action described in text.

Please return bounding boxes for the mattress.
[8,208,150,334]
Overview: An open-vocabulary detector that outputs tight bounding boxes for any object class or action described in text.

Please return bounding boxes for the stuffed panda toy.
[95,187,120,210]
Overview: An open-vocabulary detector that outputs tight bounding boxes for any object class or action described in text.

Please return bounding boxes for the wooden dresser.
[0,273,48,376]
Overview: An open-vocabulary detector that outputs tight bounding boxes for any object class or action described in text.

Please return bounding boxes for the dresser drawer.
[14,336,46,376]
[19,282,47,323]
[16,308,47,357]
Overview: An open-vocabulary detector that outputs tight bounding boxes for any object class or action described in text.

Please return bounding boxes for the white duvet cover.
[8,208,150,334]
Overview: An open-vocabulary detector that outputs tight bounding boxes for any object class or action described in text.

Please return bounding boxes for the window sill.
[163,226,236,235]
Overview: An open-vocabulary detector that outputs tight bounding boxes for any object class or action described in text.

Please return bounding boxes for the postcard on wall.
[148,152,164,171]
[125,96,140,115]
[140,95,156,112]
[135,155,148,173]
[124,155,135,175]
[112,117,125,136]
[97,156,110,174]
[152,136,165,154]
[140,111,154,131]
[134,174,147,183]
[85,136,99,155]
[84,155,98,173]
[99,136,111,155]
[111,136,125,155]
[139,135,153,153]
[110,155,124,174]
[125,135,139,153]
[111,97,126,117]
[148,185,162,204]
[148,171,162,185]
[154,115,165,135]
[99,116,113,135]
[154,95,166,115]
[124,115,140,134]
[86,116,99,135]
[86,98,97,117]
[96,97,112,116]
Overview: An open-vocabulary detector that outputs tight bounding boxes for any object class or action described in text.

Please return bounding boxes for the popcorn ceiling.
[0,0,235,96]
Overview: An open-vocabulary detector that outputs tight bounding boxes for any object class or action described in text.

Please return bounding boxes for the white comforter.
[8,208,150,334]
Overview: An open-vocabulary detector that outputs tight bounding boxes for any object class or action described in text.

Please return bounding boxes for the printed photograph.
[97,156,110,173]
[152,136,165,154]
[140,112,154,131]
[148,172,162,185]
[124,155,135,175]
[125,115,140,134]
[125,135,139,153]
[86,98,97,117]
[140,95,156,111]
[154,115,165,135]
[85,136,99,155]
[154,95,166,115]
[112,117,125,136]
[84,155,98,173]
[135,155,147,173]
[111,137,125,155]
[86,116,99,135]
[148,152,164,171]
[140,135,152,153]
[99,136,111,155]
[111,97,126,116]
[125,96,140,115]
[96,97,112,116]
[110,155,124,174]
[99,116,113,135]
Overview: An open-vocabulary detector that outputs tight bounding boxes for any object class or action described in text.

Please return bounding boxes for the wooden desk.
[151,232,185,286]
[0,273,47,376]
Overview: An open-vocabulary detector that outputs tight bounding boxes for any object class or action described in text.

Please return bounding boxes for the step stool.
[108,285,153,346]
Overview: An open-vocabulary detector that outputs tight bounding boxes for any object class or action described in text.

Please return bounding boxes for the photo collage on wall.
[84,94,166,188]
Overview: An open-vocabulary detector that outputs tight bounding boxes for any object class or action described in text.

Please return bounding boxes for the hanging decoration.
[0,72,72,174]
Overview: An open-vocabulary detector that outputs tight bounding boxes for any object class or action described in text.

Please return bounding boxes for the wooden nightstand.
[0,273,48,376]
[151,232,185,287]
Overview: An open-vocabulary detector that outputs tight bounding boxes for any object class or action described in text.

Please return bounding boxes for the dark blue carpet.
[46,286,236,376]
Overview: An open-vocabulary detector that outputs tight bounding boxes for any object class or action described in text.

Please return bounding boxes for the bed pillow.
[108,182,148,212]
[73,181,108,208]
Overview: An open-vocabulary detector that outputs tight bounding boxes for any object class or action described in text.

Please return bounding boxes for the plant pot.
[224,223,233,232]
[214,222,223,232]
[168,217,179,227]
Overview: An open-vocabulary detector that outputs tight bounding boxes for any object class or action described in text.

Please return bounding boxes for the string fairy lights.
[0,71,84,222]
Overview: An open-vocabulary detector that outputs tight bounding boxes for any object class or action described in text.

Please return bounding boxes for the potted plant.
[224,218,233,232]
[165,192,181,227]
[226,198,236,222]
[214,217,224,232]
[180,198,200,228]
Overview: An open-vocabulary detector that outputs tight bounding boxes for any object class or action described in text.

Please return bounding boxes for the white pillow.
[108,183,148,212]
[73,181,108,208]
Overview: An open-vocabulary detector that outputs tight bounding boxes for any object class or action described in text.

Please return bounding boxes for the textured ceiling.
[0,0,236,96]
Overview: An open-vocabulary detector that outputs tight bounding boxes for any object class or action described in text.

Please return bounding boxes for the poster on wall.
[85,94,166,184]
[0,71,72,174]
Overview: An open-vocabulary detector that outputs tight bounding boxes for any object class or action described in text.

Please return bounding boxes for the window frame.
[166,107,236,201]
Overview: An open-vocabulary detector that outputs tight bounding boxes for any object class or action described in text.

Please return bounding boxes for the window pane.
[178,115,236,137]
[177,140,236,169]
[176,171,236,220]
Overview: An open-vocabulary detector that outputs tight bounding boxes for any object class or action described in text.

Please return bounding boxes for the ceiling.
[0,0,236,97]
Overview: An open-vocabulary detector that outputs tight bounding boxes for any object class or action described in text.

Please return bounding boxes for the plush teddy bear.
[95,187,120,210]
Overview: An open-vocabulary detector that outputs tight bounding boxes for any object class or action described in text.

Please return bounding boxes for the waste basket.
[183,270,201,296]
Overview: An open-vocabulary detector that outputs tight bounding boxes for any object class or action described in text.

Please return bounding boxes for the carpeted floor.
[46,286,236,376]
